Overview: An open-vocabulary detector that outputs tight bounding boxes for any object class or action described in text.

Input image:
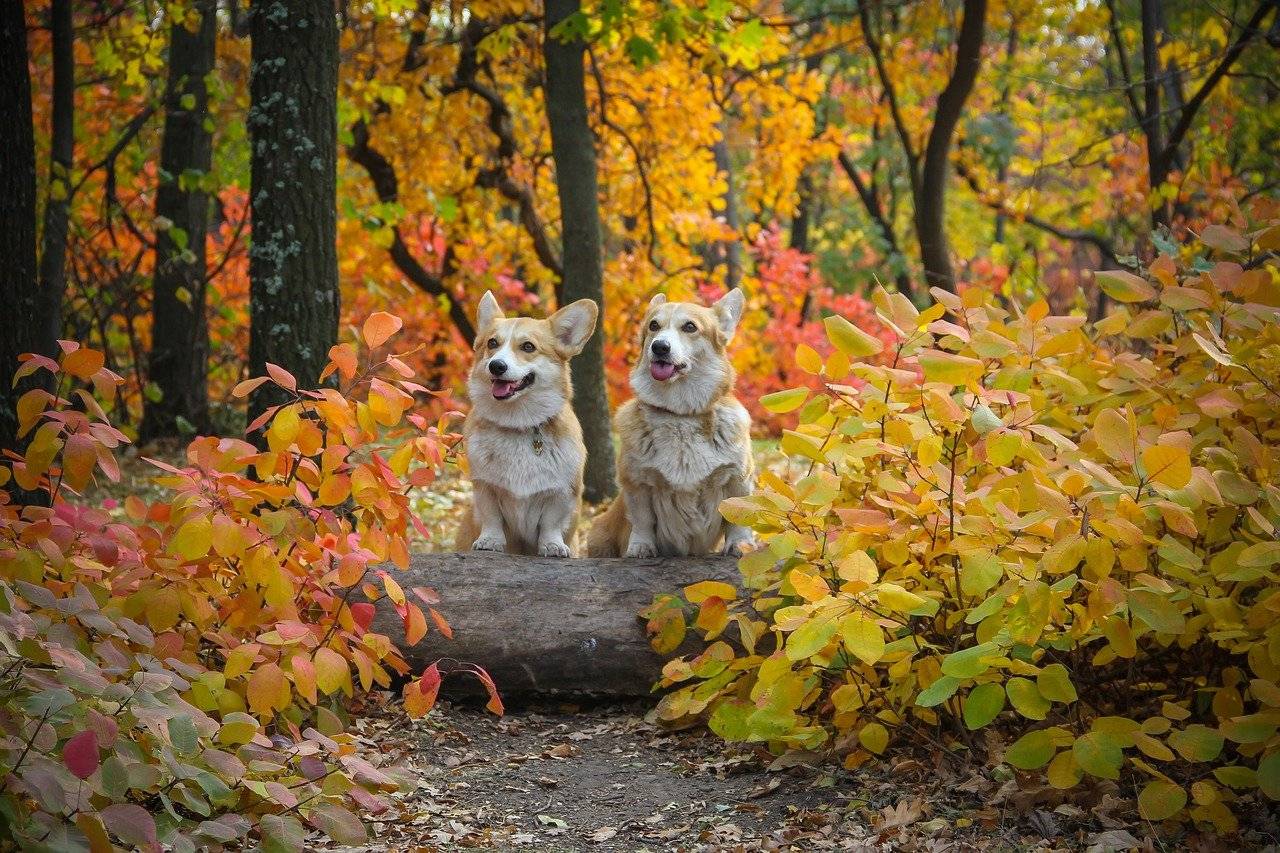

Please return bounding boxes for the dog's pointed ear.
[476,291,503,329]
[648,292,668,310]
[550,299,599,356]
[713,288,745,340]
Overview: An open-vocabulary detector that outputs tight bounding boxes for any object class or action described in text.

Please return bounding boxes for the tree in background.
[247,0,339,424]
[37,0,73,353]
[0,0,42,464]
[142,0,217,441]
[544,0,617,502]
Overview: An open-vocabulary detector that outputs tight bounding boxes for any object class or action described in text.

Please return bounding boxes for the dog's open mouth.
[649,360,684,381]
[492,373,534,400]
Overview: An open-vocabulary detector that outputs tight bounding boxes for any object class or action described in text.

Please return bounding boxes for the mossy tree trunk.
[142,0,217,441]
[247,0,339,423]
[543,0,617,503]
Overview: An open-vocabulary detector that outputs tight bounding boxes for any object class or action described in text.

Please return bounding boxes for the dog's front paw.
[538,540,571,558]
[721,538,754,558]
[472,534,507,553]
[625,540,657,558]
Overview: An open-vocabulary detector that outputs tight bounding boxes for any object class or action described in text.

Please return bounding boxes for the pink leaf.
[101,803,159,852]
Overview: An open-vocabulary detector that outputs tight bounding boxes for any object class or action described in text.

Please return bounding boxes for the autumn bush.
[645,202,1280,831]
[0,314,492,849]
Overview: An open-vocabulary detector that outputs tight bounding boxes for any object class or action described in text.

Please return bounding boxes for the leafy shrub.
[646,203,1280,831]
[0,313,493,849]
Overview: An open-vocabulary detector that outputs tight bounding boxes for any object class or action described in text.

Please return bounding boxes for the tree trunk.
[543,0,617,503]
[0,0,44,466]
[1140,0,1169,231]
[711,119,742,290]
[142,0,216,441]
[369,552,742,697]
[914,0,987,291]
[247,0,340,422]
[37,0,73,353]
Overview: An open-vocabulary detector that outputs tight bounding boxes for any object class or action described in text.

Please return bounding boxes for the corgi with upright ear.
[587,290,755,558]
[456,291,599,557]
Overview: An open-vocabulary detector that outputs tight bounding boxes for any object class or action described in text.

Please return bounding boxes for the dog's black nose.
[651,339,671,358]
[488,359,508,376]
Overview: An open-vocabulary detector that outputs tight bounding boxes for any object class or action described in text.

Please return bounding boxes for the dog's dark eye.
[520,341,536,353]
[487,338,499,350]
[648,320,659,332]
[682,321,697,333]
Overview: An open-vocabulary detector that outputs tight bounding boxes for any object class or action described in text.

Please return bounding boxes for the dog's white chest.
[631,403,748,491]
[468,427,581,498]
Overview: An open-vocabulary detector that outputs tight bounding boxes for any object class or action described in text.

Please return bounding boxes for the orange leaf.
[63,347,105,380]
[403,603,428,645]
[232,376,269,398]
[328,343,358,381]
[246,663,289,717]
[290,653,318,705]
[266,362,297,392]
[428,607,452,639]
[362,312,403,349]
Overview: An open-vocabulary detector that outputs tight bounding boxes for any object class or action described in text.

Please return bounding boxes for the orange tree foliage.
[0,315,494,849]
[645,205,1280,830]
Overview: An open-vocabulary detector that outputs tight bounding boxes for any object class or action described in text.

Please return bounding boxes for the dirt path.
[321,700,1271,852]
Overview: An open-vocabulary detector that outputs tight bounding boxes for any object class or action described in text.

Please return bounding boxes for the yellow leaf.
[858,721,889,754]
[171,515,213,562]
[684,580,737,604]
[839,615,884,665]
[760,387,809,414]
[1095,269,1156,303]
[1142,444,1191,489]
[314,648,352,696]
[824,315,883,358]
[919,350,984,386]
[795,344,823,374]
[837,551,878,585]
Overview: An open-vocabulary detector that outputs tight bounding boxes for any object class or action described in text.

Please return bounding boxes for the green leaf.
[963,683,1005,730]
[960,551,1003,597]
[260,814,305,853]
[1169,725,1224,762]
[1137,780,1187,821]
[1073,731,1123,780]
[1036,664,1077,704]
[941,642,999,679]
[1258,752,1280,800]
[1005,729,1055,769]
[915,675,961,707]
[785,617,838,660]
[1006,677,1050,720]
[1095,269,1156,303]
[168,715,199,754]
[708,698,752,741]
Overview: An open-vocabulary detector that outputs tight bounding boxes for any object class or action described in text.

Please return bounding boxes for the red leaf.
[350,602,375,631]
[63,730,99,780]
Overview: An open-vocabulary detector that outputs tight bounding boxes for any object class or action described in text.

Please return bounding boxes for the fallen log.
[368,552,740,698]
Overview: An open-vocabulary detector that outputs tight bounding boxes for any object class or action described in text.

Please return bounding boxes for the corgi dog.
[456,291,598,557]
[587,290,754,558]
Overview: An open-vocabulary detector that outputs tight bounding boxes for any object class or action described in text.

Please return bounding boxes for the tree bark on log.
[368,552,741,698]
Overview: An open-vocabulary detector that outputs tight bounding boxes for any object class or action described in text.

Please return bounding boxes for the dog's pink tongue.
[650,361,677,381]
[492,379,518,399]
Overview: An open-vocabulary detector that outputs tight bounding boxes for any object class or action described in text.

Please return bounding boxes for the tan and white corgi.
[587,290,754,558]
[456,291,598,557]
